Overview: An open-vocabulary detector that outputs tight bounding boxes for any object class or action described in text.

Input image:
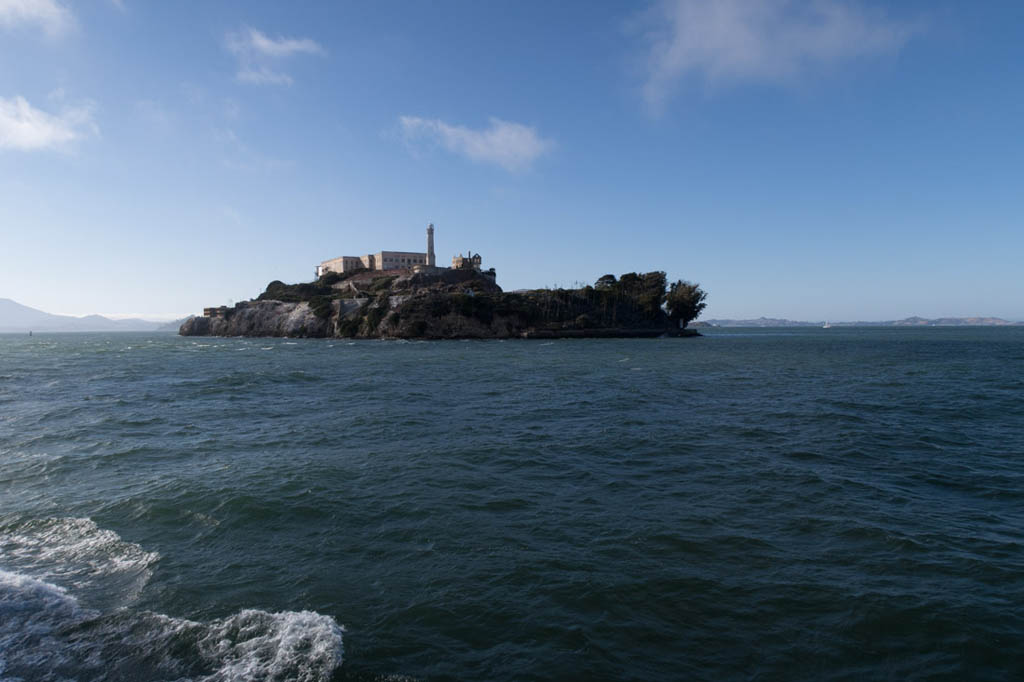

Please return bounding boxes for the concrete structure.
[451,250,497,282]
[315,223,495,281]
[315,224,435,278]
[426,223,436,266]
[452,251,483,270]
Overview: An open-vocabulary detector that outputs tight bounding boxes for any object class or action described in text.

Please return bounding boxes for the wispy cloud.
[638,0,918,110]
[0,95,97,151]
[0,0,74,36]
[225,26,325,86]
[214,127,292,173]
[242,29,324,58]
[236,66,294,87]
[399,116,552,172]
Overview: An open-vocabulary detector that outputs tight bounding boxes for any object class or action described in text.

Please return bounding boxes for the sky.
[1,0,1022,321]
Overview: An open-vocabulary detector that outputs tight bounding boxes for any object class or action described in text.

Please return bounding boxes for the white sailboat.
[822,321,831,329]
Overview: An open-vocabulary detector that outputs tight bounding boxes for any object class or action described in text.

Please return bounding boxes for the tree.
[665,280,707,328]
[617,272,641,293]
[638,271,667,316]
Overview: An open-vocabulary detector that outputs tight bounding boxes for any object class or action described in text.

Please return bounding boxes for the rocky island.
[180,224,707,339]
[179,268,706,340]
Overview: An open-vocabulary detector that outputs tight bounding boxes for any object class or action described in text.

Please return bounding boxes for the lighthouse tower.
[426,223,436,267]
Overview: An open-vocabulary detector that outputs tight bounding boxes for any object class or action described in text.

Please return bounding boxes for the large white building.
[316,224,437,278]
[315,224,495,281]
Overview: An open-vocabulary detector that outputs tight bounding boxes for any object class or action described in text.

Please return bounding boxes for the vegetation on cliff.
[181,269,707,339]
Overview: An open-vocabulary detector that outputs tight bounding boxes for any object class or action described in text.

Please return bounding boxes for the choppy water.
[1,329,1022,681]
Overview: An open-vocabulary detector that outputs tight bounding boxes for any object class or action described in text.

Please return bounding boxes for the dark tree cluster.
[257,280,335,303]
[385,271,707,336]
[570,272,707,328]
[665,280,708,329]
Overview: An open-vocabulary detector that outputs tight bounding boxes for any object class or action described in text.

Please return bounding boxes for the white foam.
[195,609,344,681]
[0,516,344,681]
[0,517,159,605]
[0,569,91,678]
[0,569,343,682]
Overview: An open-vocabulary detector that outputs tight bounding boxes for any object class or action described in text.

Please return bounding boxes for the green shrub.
[336,315,361,337]
[365,305,386,331]
[258,280,333,303]
[318,271,345,286]
[309,295,333,319]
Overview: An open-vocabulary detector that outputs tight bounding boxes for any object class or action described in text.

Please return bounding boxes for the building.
[314,223,495,281]
[451,252,483,270]
[315,224,437,278]
[452,250,496,281]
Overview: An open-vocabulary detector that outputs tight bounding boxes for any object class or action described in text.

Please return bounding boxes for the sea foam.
[0,518,344,681]
[0,516,158,608]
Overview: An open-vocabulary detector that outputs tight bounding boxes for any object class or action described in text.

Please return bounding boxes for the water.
[1,329,1022,681]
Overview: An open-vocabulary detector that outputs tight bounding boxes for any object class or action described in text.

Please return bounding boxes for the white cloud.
[639,0,918,110]
[0,0,73,36]
[245,28,324,57]
[399,116,552,172]
[225,26,324,86]
[236,66,293,86]
[0,95,96,151]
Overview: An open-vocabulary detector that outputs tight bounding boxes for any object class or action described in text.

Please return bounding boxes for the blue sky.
[1,0,1021,321]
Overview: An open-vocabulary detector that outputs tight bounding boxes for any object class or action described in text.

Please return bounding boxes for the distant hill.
[0,298,174,333]
[698,317,819,328]
[885,316,1019,326]
[701,316,1022,327]
[156,317,192,332]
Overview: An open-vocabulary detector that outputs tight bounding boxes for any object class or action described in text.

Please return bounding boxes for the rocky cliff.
[180,268,701,339]
[179,300,331,337]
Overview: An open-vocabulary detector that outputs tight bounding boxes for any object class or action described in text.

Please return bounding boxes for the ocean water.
[1,328,1022,681]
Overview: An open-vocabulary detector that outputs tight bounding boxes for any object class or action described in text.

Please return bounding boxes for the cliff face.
[179,301,332,337]
[180,269,696,339]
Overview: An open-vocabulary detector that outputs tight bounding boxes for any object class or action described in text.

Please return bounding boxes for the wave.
[0,516,158,608]
[0,571,343,681]
[0,518,343,681]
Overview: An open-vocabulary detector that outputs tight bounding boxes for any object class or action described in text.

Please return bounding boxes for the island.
[179,225,707,339]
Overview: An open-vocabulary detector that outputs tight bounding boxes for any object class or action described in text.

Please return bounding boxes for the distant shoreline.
[697,316,1021,328]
